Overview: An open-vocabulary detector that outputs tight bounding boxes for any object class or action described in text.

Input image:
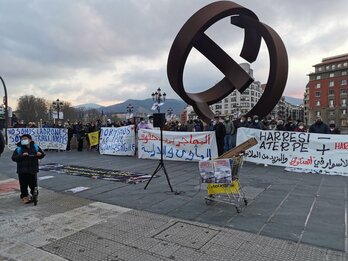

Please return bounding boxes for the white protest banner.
[138,129,218,161]
[99,125,136,156]
[237,127,348,175]
[7,128,68,150]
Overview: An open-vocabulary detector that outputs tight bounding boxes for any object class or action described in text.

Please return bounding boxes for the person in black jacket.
[11,134,45,204]
[309,117,330,134]
[0,130,4,157]
[213,116,226,156]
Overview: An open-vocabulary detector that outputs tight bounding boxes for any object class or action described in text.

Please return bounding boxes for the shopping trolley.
[199,154,248,213]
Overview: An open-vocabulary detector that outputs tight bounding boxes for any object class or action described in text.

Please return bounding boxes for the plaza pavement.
[0,148,347,260]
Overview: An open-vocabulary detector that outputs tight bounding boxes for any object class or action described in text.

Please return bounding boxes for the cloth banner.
[87,131,99,147]
[138,129,218,161]
[7,128,68,150]
[99,125,136,156]
[237,127,348,175]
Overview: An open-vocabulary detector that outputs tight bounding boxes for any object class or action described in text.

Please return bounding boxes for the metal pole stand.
[144,127,174,192]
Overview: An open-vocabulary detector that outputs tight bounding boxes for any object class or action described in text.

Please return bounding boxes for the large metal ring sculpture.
[167,1,288,124]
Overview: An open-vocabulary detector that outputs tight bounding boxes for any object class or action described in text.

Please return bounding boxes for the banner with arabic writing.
[138,129,218,161]
[237,127,348,175]
[99,125,136,156]
[7,128,68,150]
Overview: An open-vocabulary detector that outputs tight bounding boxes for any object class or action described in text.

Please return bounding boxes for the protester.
[137,117,150,131]
[11,134,45,204]
[294,122,307,132]
[213,116,226,156]
[0,130,5,157]
[249,115,266,130]
[275,120,286,131]
[309,117,330,134]
[65,121,73,151]
[223,116,235,152]
[284,117,295,131]
[186,118,194,132]
[329,122,341,134]
[76,121,86,151]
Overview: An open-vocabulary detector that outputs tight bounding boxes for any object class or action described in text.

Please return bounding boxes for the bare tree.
[16,95,49,124]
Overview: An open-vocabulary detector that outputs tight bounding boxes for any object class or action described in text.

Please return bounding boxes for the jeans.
[224,134,232,152]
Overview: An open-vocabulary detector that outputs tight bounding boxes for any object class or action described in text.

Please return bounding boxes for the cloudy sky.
[1,0,347,108]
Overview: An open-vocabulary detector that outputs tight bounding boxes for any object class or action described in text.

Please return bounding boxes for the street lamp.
[0,76,8,144]
[126,103,134,119]
[52,99,63,123]
[151,87,166,113]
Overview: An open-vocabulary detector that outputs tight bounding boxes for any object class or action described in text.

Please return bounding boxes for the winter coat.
[11,141,45,174]
[0,131,4,156]
[309,122,330,134]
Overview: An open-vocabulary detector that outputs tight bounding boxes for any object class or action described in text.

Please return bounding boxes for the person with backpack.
[11,134,45,204]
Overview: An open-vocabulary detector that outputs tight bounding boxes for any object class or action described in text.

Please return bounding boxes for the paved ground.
[1,148,348,260]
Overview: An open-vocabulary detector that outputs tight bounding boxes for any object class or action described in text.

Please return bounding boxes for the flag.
[88,131,99,147]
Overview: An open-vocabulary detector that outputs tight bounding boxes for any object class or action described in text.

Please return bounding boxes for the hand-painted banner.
[99,125,136,156]
[138,129,218,161]
[7,128,68,150]
[237,127,348,175]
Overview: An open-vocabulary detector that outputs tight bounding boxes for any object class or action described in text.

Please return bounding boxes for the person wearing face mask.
[249,115,266,130]
[328,122,341,134]
[137,117,150,131]
[11,134,45,204]
[223,116,235,151]
[294,122,307,132]
[309,117,330,134]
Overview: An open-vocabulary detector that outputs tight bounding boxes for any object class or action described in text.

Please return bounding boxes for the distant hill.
[102,98,187,116]
[74,103,102,109]
[284,96,303,106]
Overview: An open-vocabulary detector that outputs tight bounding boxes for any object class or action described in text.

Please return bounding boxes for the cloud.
[0,0,347,109]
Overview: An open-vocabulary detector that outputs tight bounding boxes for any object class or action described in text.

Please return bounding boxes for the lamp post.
[0,76,8,143]
[151,87,166,113]
[145,87,173,192]
[52,99,63,124]
[126,103,134,119]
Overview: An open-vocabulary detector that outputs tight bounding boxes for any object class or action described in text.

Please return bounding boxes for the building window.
[329,90,335,95]
[326,65,330,70]
[342,99,347,106]
[329,111,335,116]
[344,62,348,67]
[342,71,348,76]
[341,119,348,127]
[316,83,321,88]
[224,104,228,109]
[338,63,342,68]
[318,67,322,71]
[224,110,228,115]
[332,64,336,70]
[329,100,334,108]
[316,111,321,116]
[329,73,335,78]
[215,105,222,109]
[315,100,320,106]
[315,91,320,97]
[251,91,254,95]
[341,80,347,85]
[329,81,335,87]
[224,98,228,103]
[316,75,321,80]
[342,110,347,115]
[341,89,347,94]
